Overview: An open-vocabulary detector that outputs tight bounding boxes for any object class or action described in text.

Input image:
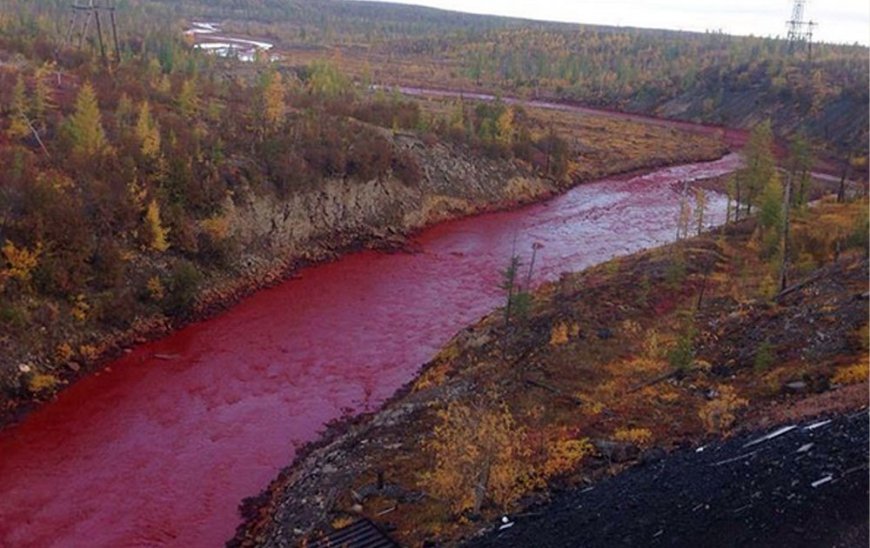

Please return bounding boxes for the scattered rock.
[784,381,808,394]
[596,328,613,340]
[640,447,667,465]
[593,439,640,463]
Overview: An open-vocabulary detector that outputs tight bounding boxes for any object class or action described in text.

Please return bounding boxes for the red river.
[0,154,742,547]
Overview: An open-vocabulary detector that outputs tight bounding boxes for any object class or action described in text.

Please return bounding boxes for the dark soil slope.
[475,411,869,548]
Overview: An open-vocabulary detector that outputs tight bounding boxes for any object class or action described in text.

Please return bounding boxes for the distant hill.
[166,0,868,156]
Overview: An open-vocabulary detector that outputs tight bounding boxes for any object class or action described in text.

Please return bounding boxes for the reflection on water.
[185,22,276,63]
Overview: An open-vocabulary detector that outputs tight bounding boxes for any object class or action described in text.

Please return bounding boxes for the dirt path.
[475,410,869,548]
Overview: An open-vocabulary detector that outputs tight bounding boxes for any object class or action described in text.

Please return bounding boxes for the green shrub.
[163,260,202,317]
[754,339,775,372]
[667,326,696,371]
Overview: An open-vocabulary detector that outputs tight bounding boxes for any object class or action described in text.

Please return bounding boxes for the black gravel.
[473,411,869,548]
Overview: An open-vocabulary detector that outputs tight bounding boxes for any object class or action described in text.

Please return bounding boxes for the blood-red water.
[0,154,741,547]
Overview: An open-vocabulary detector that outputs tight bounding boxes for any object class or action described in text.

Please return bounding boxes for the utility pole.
[65,0,121,67]
[786,0,817,61]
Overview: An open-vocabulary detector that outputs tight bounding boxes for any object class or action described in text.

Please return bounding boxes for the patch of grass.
[754,339,775,373]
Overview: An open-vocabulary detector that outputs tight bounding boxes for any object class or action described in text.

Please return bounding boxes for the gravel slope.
[474,411,869,548]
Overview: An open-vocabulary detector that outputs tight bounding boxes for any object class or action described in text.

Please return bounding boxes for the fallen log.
[524,377,583,405]
[774,270,827,302]
[627,369,680,394]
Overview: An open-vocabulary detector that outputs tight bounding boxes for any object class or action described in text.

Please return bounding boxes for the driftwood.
[524,377,583,405]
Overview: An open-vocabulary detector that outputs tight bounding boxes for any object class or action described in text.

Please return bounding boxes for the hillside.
[0,3,730,424]
[166,0,868,158]
[232,200,869,546]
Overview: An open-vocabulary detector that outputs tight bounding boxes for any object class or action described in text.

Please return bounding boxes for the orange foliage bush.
[420,400,540,515]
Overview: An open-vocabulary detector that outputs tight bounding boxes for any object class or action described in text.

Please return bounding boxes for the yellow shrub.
[613,427,653,448]
[330,515,356,530]
[621,319,642,337]
[643,329,669,360]
[2,240,42,285]
[28,373,59,393]
[549,322,569,346]
[656,389,681,405]
[831,358,869,386]
[71,295,89,322]
[79,344,99,362]
[698,385,748,433]
[415,361,451,392]
[542,437,594,478]
[200,215,231,242]
[55,343,74,363]
[582,399,605,416]
[420,401,541,514]
[147,276,165,301]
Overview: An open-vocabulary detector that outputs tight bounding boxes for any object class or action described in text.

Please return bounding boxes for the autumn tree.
[31,63,56,128]
[742,120,775,216]
[496,106,515,145]
[786,134,813,207]
[7,75,29,139]
[758,171,784,258]
[306,61,350,98]
[135,101,161,159]
[143,199,170,252]
[256,70,287,136]
[421,399,539,515]
[177,79,199,118]
[64,82,108,159]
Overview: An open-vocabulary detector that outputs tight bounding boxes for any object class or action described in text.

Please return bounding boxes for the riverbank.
[0,151,742,548]
[231,200,868,546]
[0,105,727,430]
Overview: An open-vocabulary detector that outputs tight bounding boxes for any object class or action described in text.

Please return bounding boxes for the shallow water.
[0,154,741,547]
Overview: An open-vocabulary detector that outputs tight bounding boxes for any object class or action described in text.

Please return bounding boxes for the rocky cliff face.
[223,133,555,274]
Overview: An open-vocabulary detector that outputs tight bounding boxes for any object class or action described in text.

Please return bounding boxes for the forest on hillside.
[4,0,867,153]
[1,0,597,406]
[183,0,870,155]
[0,0,866,400]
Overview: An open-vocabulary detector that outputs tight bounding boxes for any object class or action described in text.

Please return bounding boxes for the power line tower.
[786,0,817,59]
[64,0,121,67]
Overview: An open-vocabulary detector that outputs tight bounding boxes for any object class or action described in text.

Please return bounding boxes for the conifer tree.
[135,101,161,159]
[31,63,56,128]
[7,75,29,139]
[260,71,286,132]
[144,199,170,253]
[742,120,775,216]
[65,82,107,158]
[177,79,198,118]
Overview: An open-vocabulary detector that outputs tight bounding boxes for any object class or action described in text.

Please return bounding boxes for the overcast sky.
[364,0,869,45]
